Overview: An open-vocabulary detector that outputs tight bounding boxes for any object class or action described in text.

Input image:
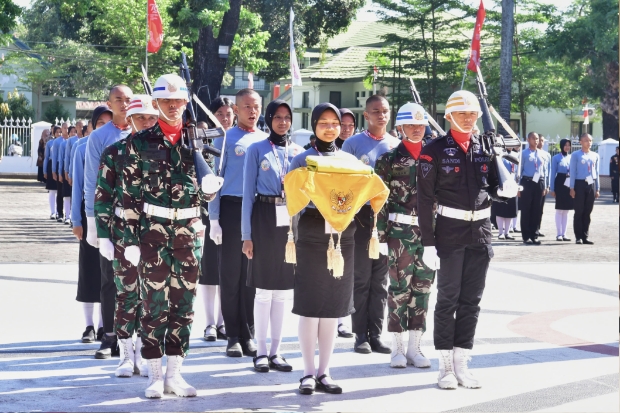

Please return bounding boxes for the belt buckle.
[463,210,473,221]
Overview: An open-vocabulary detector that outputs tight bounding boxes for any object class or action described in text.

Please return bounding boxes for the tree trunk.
[192,0,242,122]
[498,0,514,136]
[602,110,619,140]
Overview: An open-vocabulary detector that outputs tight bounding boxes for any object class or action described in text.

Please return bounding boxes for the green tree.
[6,89,34,120]
[43,98,71,123]
[0,0,21,41]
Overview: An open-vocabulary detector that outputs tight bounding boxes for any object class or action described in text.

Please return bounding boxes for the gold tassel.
[285,218,296,264]
[326,233,335,270]
[368,215,380,259]
[332,232,345,279]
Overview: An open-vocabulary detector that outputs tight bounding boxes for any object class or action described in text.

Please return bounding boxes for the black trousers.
[537,193,547,231]
[519,178,544,241]
[573,180,595,241]
[218,197,255,340]
[351,205,388,337]
[434,244,491,350]
[100,254,116,334]
[56,177,64,218]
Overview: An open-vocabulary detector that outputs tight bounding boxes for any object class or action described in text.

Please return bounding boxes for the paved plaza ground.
[0,179,617,412]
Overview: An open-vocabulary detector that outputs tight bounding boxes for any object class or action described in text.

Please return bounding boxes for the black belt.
[257,195,285,204]
[221,195,242,203]
[521,176,544,182]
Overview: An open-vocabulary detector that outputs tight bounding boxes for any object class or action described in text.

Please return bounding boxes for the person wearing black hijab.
[336,108,357,149]
[288,103,359,395]
[550,138,574,240]
[241,100,296,373]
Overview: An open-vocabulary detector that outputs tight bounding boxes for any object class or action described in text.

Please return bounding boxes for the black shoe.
[369,335,391,354]
[337,323,354,338]
[64,218,71,225]
[583,239,594,245]
[531,239,541,245]
[94,334,117,359]
[575,239,583,244]
[49,213,57,220]
[537,232,545,237]
[299,375,317,395]
[56,215,64,223]
[523,239,532,245]
[241,339,257,357]
[562,236,572,242]
[268,354,293,372]
[216,324,227,340]
[203,325,216,342]
[505,235,515,240]
[253,355,270,373]
[96,327,104,341]
[82,326,95,343]
[513,229,521,233]
[316,374,343,394]
[226,337,242,357]
[354,334,371,354]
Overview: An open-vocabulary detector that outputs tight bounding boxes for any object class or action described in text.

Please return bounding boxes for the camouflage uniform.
[375,142,435,333]
[95,138,142,340]
[123,123,215,360]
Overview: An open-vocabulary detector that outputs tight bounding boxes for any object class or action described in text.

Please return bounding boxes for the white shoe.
[390,332,407,368]
[134,336,148,377]
[454,347,481,388]
[115,338,135,377]
[437,350,458,389]
[145,358,164,398]
[406,330,431,368]
[164,355,197,397]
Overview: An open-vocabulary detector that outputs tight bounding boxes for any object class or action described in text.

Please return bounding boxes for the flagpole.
[145,0,149,76]
[460,55,470,89]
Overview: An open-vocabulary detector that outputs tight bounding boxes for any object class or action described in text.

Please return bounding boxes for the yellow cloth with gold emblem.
[283,156,388,232]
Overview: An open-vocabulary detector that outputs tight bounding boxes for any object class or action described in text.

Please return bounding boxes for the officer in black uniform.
[417,90,517,390]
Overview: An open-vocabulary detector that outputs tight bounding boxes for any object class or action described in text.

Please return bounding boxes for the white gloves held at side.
[98,238,114,261]
[209,220,223,245]
[497,180,519,198]
[86,217,99,248]
[379,243,389,256]
[124,245,141,267]
[422,246,440,271]
[202,175,224,194]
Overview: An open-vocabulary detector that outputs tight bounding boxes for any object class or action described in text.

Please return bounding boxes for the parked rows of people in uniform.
[36,75,605,400]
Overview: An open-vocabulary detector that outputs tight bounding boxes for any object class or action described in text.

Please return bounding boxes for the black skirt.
[493,196,517,218]
[199,219,220,285]
[62,171,72,197]
[554,173,574,210]
[45,160,56,190]
[246,200,295,290]
[76,200,102,303]
[292,208,356,318]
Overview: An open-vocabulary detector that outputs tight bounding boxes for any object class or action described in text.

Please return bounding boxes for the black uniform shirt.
[417,132,503,247]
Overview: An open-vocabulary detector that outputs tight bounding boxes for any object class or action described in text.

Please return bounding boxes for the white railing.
[0,117,32,160]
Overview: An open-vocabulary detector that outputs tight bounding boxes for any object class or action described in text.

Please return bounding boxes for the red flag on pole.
[147,0,163,53]
[467,0,486,72]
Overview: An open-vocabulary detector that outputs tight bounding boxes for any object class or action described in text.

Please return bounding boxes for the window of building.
[509,120,520,137]
[329,91,341,108]
[571,121,591,137]
[302,92,310,109]
[302,112,309,130]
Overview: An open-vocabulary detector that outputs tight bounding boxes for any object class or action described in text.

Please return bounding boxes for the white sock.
[98,304,103,329]
[562,210,569,236]
[200,284,218,326]
[555,210,563,237]
[82,302,95,326]
[502,217,511,235]
[49,191,57,215]
[317,318,338,383]
[298,316,319,378]
[254,288,272,356]
[63,197,71,218]
[269,290,288,357]
[496,217,506,235]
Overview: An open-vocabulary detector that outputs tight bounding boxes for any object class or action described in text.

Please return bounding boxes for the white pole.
[460,56,470,89]
[145,1,149,76]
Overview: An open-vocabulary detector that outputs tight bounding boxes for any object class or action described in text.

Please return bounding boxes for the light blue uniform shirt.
[71,136,90,226]
[51,137,65,174]
[84,122,131,217]
[519,148,548,186]
[57,139,68,174]
[43,138,55,173]
[68,136,86,180]
[63,136,79,174]
[550,153,571,192]
[540,149,551,187]
[208,126,268,220]
[341,131,400,168]
[241,139,296,241]
[569,150,600,191]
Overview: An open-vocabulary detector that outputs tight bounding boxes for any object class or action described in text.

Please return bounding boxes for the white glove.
[86,217,99,248]
[209,219,223,245]
[98,238,114,261]
[497,179,519,198]
[379,242,389,256]
[202,175,224,194]
[124,245,141,267]
[422,246,440,271]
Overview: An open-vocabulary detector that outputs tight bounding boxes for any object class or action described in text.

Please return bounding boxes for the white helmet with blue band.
[395,102,429,126]
[152,74,188,100]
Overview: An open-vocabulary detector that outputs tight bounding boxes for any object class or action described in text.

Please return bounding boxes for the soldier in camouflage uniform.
[374,102,435,369]
[121,74,224,399]
[95,95,158,378]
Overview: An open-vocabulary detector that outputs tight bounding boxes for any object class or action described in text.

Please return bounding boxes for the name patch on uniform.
[392,166,408,176]
[421,163,433,178]
[442,166,454,174]
[260,159,271,171]
[442,158,460,164]
[443,148,458,156]
[420,154,433,162]
[474,156,490,163]
[144,150,166,160]
[234,146,245,156]
[360,154,370,165]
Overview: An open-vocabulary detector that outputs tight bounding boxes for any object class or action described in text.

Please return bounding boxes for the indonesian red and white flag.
[373,65,378,81]
[147,0,164,53]
[247,72,254,89]
[467,0,486,72]
[290,8,302,86]
[583,106,590,125]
